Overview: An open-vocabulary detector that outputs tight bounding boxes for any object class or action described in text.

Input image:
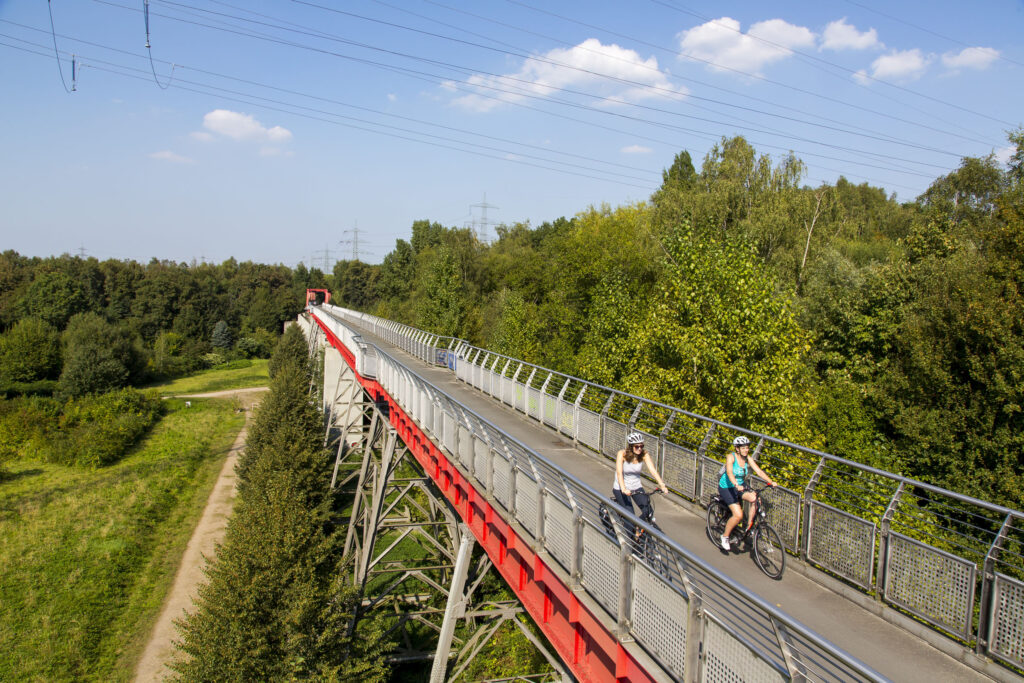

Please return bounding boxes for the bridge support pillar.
[430,524,475,683]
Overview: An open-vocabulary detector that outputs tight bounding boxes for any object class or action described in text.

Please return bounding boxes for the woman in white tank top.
[612,432,669,523]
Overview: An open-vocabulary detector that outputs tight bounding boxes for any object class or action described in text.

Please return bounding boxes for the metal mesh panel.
[581,522,621,617]
[989,572,1024,668]
[433,403,443,438]
[631,562,688,680]
[516,473,539,538]
[474,438,490,488]
[702,617,787,683]
[443,412,456,454]
[544,497,575,572]
[502,375,515,405]
[558,399,575,437]
[514,382,527,413]
[700,456,723,506]
[542,392,558,427]
[577,408,602,452]
[528,387,542,419]
[662,441,697,500]
[884,532,976,638]
[763,486,800,551]
[458,425,473,467]
[808,501,876,589]
[492,454,511,509]
[602,418,627,458]
[487,369,499,397]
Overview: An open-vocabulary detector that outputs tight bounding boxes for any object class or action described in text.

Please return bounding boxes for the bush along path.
[133,388,268,683]
[169,326,392,682]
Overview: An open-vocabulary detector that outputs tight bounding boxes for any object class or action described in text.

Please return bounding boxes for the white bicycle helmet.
[733,435,751,447]
[626,432,645,446]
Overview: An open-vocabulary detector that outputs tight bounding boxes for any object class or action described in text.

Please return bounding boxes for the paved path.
[133,388,267,682]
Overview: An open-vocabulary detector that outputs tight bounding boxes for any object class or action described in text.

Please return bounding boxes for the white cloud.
[942,46,999,70]
[200,109,293,143]
[450,38,684,112]
[677,17,815,75]
[190,131,214,143]
[149,150,194,164]
[995,145,1015,166]
[854,48,931,84]
[821,18,881,51]
[621,144,652,154]
[387,93,397,102]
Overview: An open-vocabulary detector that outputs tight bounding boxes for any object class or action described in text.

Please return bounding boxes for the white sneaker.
[720,535,730,551]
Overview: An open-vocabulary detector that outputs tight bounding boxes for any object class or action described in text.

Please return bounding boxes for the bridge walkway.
[355,325,992,683]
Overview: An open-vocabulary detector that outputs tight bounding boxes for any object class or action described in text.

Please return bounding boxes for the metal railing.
[317,304,1024,671]
[310,306,885,682]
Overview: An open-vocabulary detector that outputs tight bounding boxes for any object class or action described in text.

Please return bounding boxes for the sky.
[1,0,1021,267]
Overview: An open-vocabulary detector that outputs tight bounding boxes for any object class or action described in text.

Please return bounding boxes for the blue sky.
[1,0,1021,266]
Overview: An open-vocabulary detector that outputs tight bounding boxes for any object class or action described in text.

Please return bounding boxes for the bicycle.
[599,489,668,575]
[706,484,786,579]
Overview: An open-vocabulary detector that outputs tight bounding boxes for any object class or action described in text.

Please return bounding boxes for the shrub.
[0,318,61,383]
[58,313,140,398]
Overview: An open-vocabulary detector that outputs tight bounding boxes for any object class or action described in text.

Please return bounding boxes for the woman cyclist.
[718,435,776,551]
[613,432,669,526]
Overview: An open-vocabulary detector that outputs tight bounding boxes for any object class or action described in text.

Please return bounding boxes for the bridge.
[298,302,1024,682]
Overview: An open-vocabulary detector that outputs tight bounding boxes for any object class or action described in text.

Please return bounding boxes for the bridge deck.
[356,326,994,683]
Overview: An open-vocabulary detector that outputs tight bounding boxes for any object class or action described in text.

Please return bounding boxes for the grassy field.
[0,398,246,682]
[146,359,270,395]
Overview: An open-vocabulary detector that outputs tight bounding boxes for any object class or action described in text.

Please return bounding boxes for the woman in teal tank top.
[716,435,775,551]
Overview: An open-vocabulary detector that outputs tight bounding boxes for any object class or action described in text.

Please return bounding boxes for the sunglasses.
[631,443,645,449]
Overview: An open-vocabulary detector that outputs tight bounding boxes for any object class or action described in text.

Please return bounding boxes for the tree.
[0,317,61,383]
[211,320,233,349]
[417,246,469,337]
[58,313,137,397]
[18,270,90,329]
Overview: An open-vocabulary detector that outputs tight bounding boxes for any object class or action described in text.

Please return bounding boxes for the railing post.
[538,373,553,423]
[524,368,540,417]
[599,392,615,455]
[771,618,808,682]
[573,386,586,445]
[693,424,717,503]
[874,482,904,600]
[658,412,677,485]
[976,513,1012,655]
[801,457,827,562]
[556,378,571,433]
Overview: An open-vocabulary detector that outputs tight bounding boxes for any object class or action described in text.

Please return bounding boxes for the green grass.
[0,398,246,682]
[146,359,269,395]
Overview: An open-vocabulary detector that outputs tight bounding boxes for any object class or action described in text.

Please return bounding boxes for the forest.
[1,132,1022,512]
[333,132,1024,512]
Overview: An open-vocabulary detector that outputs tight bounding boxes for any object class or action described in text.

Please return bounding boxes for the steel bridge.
[299,303,1024,682]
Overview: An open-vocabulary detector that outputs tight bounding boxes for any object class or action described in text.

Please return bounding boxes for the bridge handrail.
[318,304,1024,668]
[311,306,887,682]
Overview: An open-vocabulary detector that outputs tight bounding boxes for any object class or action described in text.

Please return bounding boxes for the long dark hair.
[624,442,646,463]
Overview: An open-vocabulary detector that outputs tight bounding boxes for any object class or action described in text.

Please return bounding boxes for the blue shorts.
[719,484,743,507]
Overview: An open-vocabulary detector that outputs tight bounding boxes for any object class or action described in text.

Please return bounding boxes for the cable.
[117,2,963,171]
[143,0,176,89]
[46,0,74,93]
[2,14,951,193]
[427,0,995,148]
[286,0,969,158]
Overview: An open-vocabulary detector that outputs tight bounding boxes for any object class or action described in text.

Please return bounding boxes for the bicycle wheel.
[753,523,786,579]
[706,499,728,545]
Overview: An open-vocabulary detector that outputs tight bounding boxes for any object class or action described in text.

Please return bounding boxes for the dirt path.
[133,388,268,682]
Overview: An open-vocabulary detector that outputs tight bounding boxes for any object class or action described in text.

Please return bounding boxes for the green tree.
[0,318,61,383]
[58,313,137,397]
[18,270,90,329]
[417,246,469,337]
